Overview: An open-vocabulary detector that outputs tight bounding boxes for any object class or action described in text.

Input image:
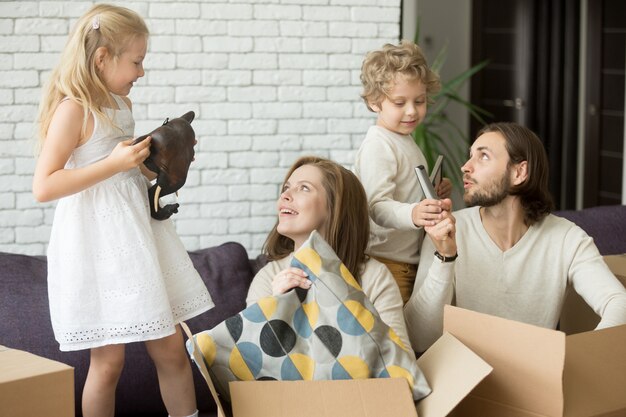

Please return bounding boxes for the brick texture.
[1,0,400,256]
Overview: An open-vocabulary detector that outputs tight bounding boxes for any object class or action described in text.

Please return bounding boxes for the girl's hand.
[412,198,452,227]
[424,208,457,257]
[108,136,152,172]
[272,267,312,295]
[436,177,453,199]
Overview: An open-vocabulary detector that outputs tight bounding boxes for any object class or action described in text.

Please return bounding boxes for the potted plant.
[413,30,491,194]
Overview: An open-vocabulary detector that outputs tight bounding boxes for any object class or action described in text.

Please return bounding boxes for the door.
[470,0,533,135]
[582,0,625,207]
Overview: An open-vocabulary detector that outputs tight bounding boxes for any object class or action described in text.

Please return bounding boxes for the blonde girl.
[33,5,212,417]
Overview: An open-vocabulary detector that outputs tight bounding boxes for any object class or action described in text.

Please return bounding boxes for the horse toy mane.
[132,111,196,220]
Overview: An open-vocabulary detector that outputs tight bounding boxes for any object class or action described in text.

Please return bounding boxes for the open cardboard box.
[560,254,626,334]
[185,323,493,417]
[0,345,74,417]
[444,305,626,417]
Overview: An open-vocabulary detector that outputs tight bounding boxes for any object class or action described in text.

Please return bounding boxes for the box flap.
[563,324,626,417]
[230,378,417,417]
[416,332,492,417]
[443,305,566,417]
[0,348,73,384]
[560,254,626,335]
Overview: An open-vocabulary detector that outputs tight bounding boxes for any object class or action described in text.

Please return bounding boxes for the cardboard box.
[560,254,626,334]
[185,324,492,417]
[0,345,74,417]
[229,332,492,417]
[444,305,626,417]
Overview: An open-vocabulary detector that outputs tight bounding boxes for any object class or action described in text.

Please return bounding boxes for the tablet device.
[415,165,438,200]
[430,155,444,188]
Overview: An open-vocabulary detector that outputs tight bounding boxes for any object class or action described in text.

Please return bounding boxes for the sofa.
[1,204,625,416]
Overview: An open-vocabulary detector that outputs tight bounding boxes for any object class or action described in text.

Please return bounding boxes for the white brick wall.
[0,0,400,257]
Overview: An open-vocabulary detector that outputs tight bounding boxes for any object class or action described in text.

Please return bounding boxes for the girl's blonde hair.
[263,156,370,283]
[37,3,148,147]
[360,40,441,112]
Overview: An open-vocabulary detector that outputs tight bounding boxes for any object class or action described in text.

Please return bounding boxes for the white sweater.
[247,255,413,353]
[355,125,427,264]
[404,206,626,352]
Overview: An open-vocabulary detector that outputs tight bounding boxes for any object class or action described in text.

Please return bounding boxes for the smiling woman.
[246,156,414,351]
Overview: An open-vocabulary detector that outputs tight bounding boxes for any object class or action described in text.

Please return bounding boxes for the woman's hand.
[108,136,152,172]
[272,267,312,295]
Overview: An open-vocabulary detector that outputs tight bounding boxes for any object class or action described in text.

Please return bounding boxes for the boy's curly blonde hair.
[360,40,441,112]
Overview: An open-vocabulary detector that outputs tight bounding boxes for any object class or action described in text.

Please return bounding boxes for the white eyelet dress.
[47,94,214,351]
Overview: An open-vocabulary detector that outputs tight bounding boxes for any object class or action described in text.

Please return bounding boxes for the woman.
[246,156,413,351]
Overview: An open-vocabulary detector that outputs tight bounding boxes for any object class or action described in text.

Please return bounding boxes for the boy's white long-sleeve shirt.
[404,206,626,352]
[354,125,428,264]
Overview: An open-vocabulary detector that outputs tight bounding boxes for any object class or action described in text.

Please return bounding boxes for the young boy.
[355,41,453,304]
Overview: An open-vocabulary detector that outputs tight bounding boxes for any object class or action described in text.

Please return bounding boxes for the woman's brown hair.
[263,156,370,282]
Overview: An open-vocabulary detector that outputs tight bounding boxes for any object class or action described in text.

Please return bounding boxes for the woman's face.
[276,164,329,250]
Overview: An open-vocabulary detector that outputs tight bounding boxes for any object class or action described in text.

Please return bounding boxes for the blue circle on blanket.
[378,368,390,378]
[235,342,263,377]
[260,320,296,357]
[243,303,267,323]
[293,307,312,338]
[331,361,351,380]
[280,356,303,380]
[336,304,366,336]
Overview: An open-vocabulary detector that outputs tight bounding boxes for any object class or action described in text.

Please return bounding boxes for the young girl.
[32,5,212,417]
[246,156,413,351]
[355,41,453,304]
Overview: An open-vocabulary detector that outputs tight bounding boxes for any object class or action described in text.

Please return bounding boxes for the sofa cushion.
[187,231,431,403]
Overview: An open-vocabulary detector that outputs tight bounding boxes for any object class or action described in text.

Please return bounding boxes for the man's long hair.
[478,122,554,225]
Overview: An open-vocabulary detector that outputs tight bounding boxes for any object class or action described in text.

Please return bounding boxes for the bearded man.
[404,122,626,352]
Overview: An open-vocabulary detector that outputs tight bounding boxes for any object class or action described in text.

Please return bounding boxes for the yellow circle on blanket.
[196,333,217,366]
[294,247,322,276]
[302,302,319,328]
[344,300,374,332]
[386,365,414,387]
[257,296,277,320]
[338,356,370,379]
[340,263,361,290]
[389,327,408,351]
[289,353,315,380]
[229,346,255,381]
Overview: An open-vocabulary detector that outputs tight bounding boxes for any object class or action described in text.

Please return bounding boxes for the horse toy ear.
[133,111,196,220]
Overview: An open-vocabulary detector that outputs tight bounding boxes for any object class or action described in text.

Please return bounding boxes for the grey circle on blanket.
[225,314,243,342]
[260,319,296,357]
[314,325,343,358]
[314,272,348,307]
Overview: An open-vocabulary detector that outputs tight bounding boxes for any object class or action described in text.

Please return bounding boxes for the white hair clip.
[92,15,100,30]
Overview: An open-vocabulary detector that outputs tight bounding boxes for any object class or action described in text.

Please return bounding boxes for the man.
[404,122,626,352]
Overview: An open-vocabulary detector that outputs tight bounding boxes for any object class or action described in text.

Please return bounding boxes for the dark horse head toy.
[132,111,196,220]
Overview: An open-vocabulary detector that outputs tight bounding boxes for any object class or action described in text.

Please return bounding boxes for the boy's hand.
[412,198,452,227]
[436,177,453,199]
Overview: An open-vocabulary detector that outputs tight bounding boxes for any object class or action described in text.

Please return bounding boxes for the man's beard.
[464,170,511,207]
